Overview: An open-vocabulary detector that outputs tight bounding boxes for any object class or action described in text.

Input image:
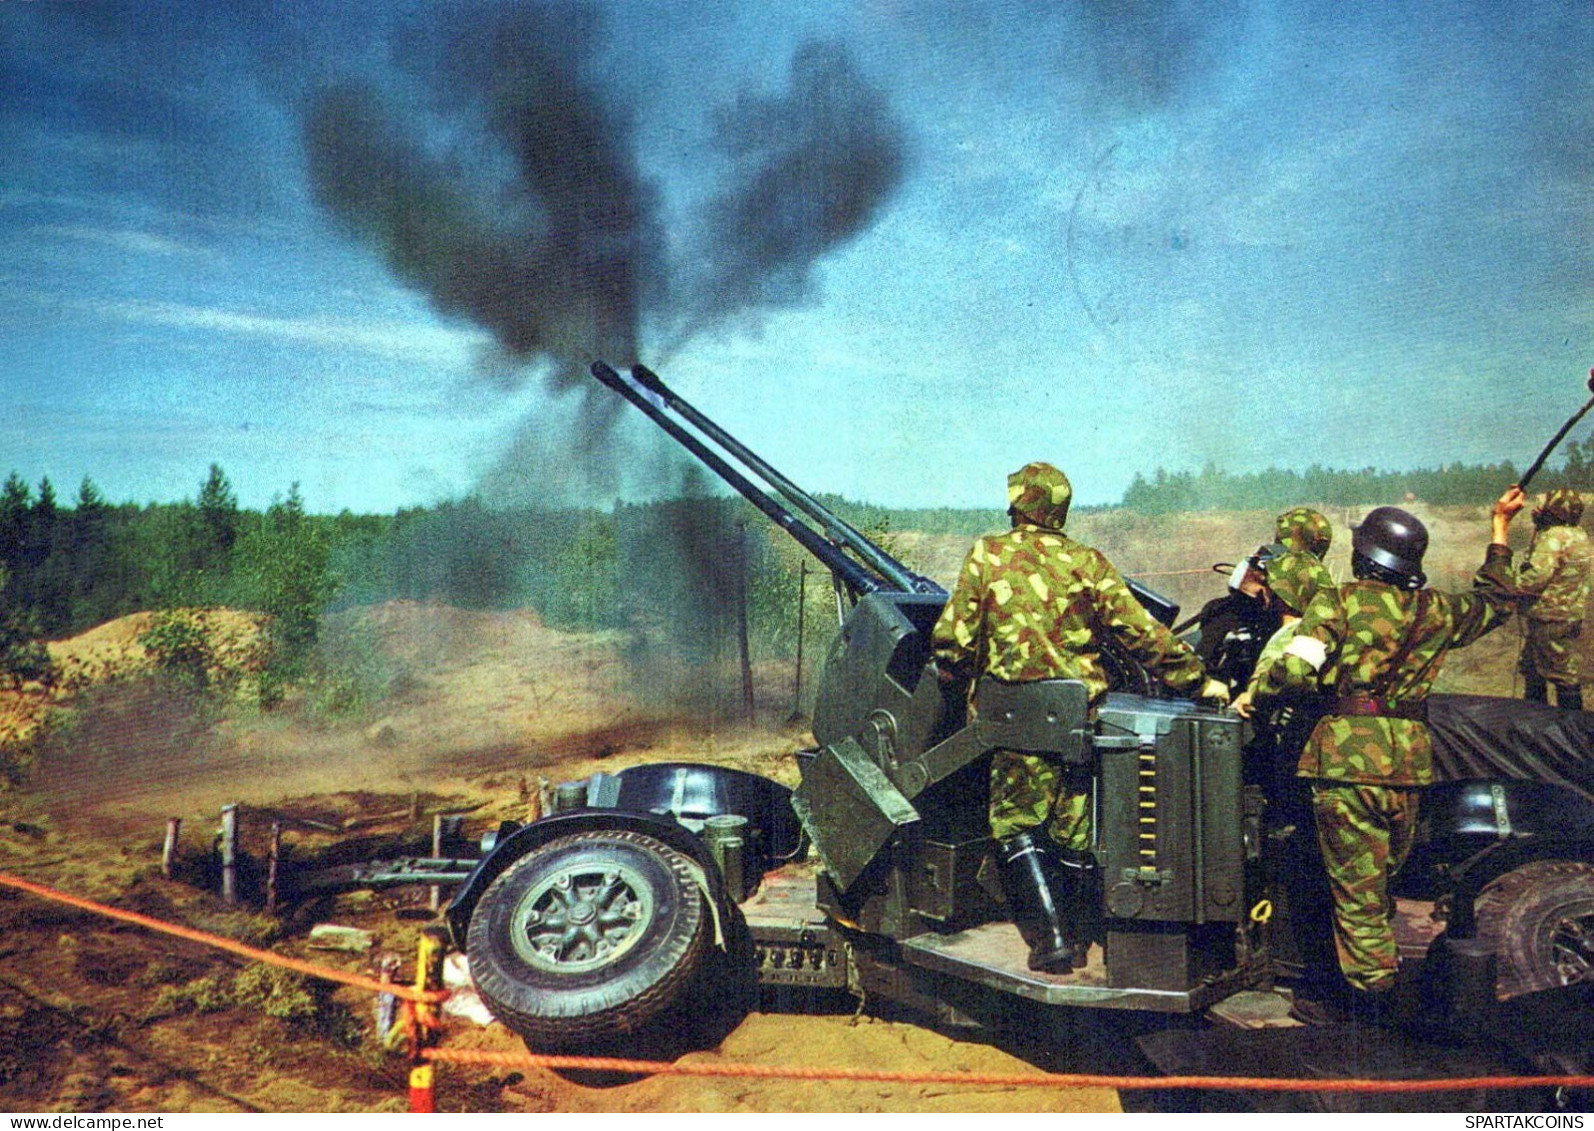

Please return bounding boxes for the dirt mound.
[49,608,269,691]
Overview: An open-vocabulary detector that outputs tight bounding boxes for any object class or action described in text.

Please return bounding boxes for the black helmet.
[1352,506,1428,588]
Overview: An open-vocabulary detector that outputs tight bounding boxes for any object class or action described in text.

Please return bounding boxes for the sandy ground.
[0,600,1124,1114]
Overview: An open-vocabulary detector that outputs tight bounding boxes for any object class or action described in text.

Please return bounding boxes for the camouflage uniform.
[1514,488,1591,704]
[931,462,1206,849]
[1269,507,1338,624]
[1250,543,1518,991]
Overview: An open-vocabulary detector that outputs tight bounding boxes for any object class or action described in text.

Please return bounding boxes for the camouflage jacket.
[931,462,1204,708]
[1251,544,1517,785]
[931,525,1206,706]
[1514,523,1591,623]
[1265,548,1337,623]
[1240,547,1337,706]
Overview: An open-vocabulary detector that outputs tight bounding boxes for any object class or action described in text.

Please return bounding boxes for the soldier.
[1270,506,1339,625]
[1513,487,1591,711]
[1233,538,1344,1007]
[1249,489,1525,1023]
[930,461,1213,973]
[1190,543,1286,696]
[1229,507,1338,715]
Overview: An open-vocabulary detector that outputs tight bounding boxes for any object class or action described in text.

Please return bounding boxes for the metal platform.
[899,921,1235,1012]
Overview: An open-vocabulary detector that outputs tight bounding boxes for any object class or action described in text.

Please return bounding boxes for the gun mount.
[406,360,1594,1099]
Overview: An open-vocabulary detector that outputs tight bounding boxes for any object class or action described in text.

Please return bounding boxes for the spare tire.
[465,829,708,1049]
[1474,859,1594,1000]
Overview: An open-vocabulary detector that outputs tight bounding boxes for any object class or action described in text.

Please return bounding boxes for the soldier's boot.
[1287,989,1353,1027]
[1056,846,1098,969]
[1348,984,1396,1027]
[998,832,1076,974]
[1523,672,1549,704]
[1555,683,1584,712]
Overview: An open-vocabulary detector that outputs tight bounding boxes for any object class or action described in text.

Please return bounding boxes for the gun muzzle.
[590,360,626,391]
[631,363,669,397]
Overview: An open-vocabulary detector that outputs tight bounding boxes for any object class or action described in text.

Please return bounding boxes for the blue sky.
[3,1,1591,514]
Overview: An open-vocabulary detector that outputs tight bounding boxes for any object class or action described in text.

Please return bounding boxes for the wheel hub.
[510,862,653,974]
[1550,907,1594,986]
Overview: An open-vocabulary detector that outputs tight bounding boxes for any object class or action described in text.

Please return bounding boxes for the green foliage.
[301,618,409,721]
[0,562,54,691]
[138,958,191,987]
[197,463,239,568]
[144,962,361,1045]
[0,609,54,691]
[236,484,341,681]
[138,609,214,689]
[232,964,319,1022]
[147,971,235,1018]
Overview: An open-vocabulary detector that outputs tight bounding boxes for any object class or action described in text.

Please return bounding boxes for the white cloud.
[5,288,486,364]
[28,224,211,260]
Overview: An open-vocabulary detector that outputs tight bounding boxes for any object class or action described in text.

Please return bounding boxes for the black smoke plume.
[671,39,912,345]
[304,4,664,430]
[304,9,909,453]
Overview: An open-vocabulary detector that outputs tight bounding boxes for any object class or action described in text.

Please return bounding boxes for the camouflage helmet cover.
[1263,549,1325,615]
[1533,488,1585,528]
[1008,462,1073,530]
[1275,506,1333,558]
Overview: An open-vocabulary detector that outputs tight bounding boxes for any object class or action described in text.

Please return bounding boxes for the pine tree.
[197,463,239,570]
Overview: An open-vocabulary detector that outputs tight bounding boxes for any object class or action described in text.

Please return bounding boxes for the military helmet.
[1352,506,1428,588]
[1533,488,1585,529]
[1007,462,1072,530]
[1275,507,1332,559]
[1263,548,1331,616]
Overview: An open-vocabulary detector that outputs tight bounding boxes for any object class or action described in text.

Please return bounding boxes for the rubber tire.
[466,829,708,1050]
[1473,859,1594,1000]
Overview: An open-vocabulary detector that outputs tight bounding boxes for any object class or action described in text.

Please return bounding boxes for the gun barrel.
[630,365,940,595]
[591,362,891,598]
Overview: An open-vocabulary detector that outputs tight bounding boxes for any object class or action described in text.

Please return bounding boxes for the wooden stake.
[408,928,446,1113]
[220,804,239,906]
[265,821,282,914]
[736,521,755,723]
[429,813,444,913]
[161,817,181,879]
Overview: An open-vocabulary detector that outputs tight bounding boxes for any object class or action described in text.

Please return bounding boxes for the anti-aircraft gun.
[439,361,1594,1090]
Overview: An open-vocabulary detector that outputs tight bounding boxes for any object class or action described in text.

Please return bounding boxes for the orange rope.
[423,1048,1594,1095]
[0,870,447,1003]
[5,869,1590,1098]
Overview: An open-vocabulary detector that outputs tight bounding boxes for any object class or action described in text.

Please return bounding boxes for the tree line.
[1120,438,1594,515]
[4,445,1589,669]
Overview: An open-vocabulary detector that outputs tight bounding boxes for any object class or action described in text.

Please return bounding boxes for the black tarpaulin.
[1428,693,1594,803]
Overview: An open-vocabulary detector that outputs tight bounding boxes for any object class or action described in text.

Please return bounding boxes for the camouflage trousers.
[1309,781,1418,993]
[989,749,1091,850]
[1518,618,1583,685]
